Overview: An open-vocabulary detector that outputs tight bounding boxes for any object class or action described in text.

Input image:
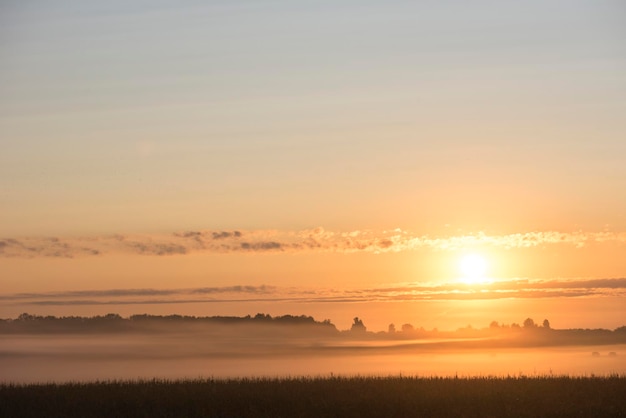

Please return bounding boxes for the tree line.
[0,313,337,334]
[2,313,626,342]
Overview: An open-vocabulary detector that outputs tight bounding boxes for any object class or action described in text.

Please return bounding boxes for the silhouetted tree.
[542,319,551,329]
[401,323,414,333]
[17,313,34,321]
[523,318,536,328]
[254,313,272,321]
[489,321,500,329]
[388,323,396,333]
[351,317,366,333]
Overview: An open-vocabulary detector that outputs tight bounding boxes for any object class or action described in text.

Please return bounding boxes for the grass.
[2,375,626,417]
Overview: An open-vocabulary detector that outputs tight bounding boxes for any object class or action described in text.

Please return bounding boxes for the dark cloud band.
[2,278,624,308]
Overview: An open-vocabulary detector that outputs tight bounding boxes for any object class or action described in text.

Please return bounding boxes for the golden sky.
[1,1,625,331]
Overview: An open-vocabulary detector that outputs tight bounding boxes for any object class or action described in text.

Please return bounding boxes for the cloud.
[0,289,178,301]
[0,237,101,258]
[2,228,625,258]
[212,231,242,240]
[0,285,275,302]
[240,241,282,251]
[191,285,274,294]
[27,298,286,306]
[127,242,188,256]
[2,279,624,308]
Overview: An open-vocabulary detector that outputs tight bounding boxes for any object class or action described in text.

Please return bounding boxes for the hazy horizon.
[2,312,625,383]
[2,0,625,382]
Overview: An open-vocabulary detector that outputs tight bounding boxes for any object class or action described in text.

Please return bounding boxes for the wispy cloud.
[2,279,625,307]
[0,285,275,302]
[2,228,625,258]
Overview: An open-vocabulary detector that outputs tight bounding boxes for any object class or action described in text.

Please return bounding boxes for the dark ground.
[2,375,625,418]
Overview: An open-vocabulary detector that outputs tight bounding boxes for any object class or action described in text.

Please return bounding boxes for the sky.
[1,0,625,332]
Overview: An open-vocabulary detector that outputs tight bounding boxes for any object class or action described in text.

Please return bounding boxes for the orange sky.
[1,1,625,331]
[2,231,625,331]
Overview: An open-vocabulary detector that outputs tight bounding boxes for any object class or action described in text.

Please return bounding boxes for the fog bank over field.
[1,314,625,383]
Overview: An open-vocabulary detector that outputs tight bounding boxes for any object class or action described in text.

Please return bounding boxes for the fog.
[2,326,625,383]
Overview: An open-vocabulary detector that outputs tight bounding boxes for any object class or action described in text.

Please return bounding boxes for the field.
[2,375,625,418]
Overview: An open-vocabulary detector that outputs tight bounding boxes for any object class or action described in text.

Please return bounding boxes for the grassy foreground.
[2,375,625,418]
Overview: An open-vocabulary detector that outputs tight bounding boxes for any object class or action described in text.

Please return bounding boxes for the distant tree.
[401,323,414,333]
[542,319,551,329]
[17,313,34,321]
[254,313,272,321]
[511,323,521,329]
[388,323,396,333]
[351,317,366,332]
[523,318,536,328]
[489,321,500,329]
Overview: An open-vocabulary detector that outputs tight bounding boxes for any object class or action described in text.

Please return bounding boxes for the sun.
[458,253,489,285]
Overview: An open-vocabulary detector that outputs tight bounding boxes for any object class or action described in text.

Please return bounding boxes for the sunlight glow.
[459,254,488,285]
